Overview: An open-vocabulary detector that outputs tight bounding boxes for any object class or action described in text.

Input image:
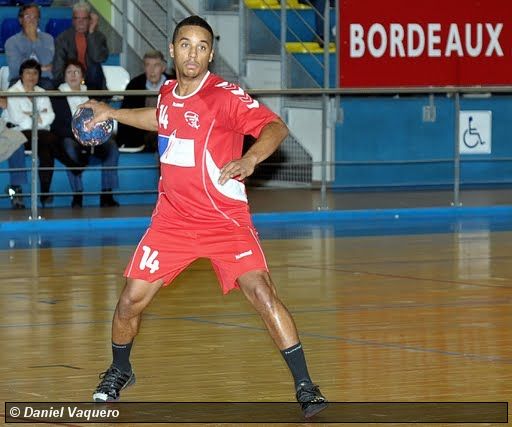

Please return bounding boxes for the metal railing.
[1,85,512,219]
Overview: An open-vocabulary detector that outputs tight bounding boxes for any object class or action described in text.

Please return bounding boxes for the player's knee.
[239,271,278,308]
[249,280,277,312]
[255,285,275,307]
[117,290,145,319]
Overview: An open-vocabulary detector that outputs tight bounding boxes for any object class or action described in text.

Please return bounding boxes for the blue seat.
[0,0,15,5]
[14,0,53,5]
[252,9,336,43]
[290,51,336,87]
[45,18,71,38]
[0,18,21,52]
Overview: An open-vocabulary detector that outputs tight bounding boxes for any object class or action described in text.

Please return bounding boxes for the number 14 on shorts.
[139,246,160,273]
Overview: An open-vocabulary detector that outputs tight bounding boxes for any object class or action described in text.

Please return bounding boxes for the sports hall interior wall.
[2,2,512,208]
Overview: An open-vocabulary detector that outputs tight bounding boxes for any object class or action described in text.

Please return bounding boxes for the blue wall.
[0,153,159,208]
[334,95,512,188]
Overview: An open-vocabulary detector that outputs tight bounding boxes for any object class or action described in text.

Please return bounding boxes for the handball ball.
[71,107,113,146]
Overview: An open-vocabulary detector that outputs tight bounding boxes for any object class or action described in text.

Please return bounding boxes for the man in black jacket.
[116,50,174,152]
[52,1,109,90]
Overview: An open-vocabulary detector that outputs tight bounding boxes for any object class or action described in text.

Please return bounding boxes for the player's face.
[169,25,214,80]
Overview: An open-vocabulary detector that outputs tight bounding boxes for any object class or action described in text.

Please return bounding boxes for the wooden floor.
[0,212,510,426]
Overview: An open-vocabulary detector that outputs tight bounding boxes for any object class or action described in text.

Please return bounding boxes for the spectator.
[51,60,120,208]
[53,1,109,90]
[5,3,55,89]
[2,59,67,207]
[116,50,173,153]
[0,105,28,209]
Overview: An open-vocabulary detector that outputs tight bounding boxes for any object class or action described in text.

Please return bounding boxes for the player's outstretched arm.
[219,117,288,185]
[80,100,158,131]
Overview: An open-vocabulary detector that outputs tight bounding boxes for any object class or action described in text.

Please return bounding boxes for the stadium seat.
[45,18,71,38]
[0,18,21,52]
[0,0,15,5]
[102,65,130,92]
[15,0,53,5]
[0,65,9,90]
[245,0,309,9]
[102,65,130,133]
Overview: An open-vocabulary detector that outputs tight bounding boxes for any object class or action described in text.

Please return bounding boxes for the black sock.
[112,341,133,373]
[281,342,312,388]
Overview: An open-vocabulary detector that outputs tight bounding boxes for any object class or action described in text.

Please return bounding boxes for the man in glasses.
[5,3,55,89]
[53,1,109,90]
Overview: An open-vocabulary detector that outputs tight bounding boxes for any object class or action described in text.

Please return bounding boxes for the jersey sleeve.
[217,82,278,138]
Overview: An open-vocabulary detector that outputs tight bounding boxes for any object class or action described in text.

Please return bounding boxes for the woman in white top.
[3,59,65,206]
[50,60,119,207]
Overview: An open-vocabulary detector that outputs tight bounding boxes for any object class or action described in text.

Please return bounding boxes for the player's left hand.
[219,156,257,185]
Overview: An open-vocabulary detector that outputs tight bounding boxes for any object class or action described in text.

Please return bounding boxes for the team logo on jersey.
[215,81,260,109]
[160,130,196,167]
[235,250,253,260]
[158,104,169,129]
[184,111,200,129]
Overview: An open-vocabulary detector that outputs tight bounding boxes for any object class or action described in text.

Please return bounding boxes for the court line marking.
[0,310,509,365]
[178,317,512,365]
[0,297,510,329]
[288,264,512,290]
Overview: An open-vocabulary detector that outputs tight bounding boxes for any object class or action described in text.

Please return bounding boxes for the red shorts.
[124,224,269,294]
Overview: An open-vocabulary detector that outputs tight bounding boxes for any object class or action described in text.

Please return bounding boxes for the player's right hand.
[79,100,114,130]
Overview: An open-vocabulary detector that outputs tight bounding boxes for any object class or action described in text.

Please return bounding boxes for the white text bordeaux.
[350,23,504,58]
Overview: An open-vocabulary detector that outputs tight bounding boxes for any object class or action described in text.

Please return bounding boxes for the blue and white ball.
[71,107,113,147]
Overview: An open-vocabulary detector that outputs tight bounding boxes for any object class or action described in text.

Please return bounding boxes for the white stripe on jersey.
[201,120,241,226]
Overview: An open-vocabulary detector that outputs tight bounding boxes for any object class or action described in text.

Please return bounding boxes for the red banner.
[339,0,512,87]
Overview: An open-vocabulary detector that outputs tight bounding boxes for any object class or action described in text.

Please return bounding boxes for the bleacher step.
[245,0,310,9]
[286,41,336,54]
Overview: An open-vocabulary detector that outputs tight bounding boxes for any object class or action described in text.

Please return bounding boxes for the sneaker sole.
[118,146,145,153]
[303,401,328,418]
[92,373,136,402]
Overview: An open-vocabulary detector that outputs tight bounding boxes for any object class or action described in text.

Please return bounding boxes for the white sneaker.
[119,144,145,153]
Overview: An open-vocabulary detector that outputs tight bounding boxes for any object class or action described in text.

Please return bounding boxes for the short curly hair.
[19,59,41,79]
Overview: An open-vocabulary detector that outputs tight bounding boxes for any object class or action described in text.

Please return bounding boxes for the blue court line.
[1,305,510,363]
[288,264,512,290]
[3,205,512,249]
[179,317,512,365]
[1,298,509,328]
[2,313,509,364]
[2,205,512,232]
[154,298,512,317]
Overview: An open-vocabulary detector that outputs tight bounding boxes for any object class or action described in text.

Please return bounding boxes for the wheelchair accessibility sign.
[459,111,492,154]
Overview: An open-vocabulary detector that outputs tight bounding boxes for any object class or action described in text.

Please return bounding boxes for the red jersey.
[150,71,277,230]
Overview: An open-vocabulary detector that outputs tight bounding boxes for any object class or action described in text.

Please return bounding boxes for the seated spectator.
[2,59,72,207]
[51,60,120,208]
[116,50,173,153]
[5,3,55,90]
[53,1,109,90]
[0,102,28,209]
